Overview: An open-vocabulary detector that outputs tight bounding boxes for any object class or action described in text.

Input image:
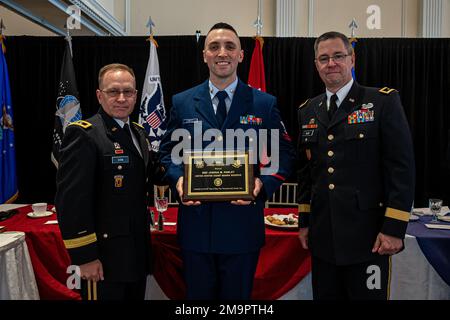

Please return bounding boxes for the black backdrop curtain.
[4,36,450,207]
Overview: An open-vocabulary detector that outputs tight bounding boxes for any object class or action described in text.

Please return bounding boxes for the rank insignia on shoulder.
[132,122,144,129]
[69,120,92,129]
[299,99,310,109]
[379,87,397,95]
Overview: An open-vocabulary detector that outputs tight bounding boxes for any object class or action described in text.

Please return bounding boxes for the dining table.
[0,204,311,300]
[1,203,449,300]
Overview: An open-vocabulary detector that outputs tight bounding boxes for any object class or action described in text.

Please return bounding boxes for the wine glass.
[429,198,442,223]
[155,197,168,213]
[155,197,168,231]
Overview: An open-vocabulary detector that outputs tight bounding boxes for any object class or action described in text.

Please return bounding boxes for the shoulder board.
[298,99,310,109]
[132,121,144,129]
[69,120,92,129]
[379,87,397,95]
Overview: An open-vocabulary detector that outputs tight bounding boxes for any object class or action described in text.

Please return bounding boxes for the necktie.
[123,123,143,157]
[215,91,228,128]
[328,94,338,121]
[123,123,132,139]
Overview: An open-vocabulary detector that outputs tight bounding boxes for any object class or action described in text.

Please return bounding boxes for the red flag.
[248,36,266,92]
[248,37,270,167]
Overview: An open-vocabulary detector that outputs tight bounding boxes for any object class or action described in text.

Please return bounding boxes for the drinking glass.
[155,197,168,231]
[429,198,442,223]
[155,197,168,213]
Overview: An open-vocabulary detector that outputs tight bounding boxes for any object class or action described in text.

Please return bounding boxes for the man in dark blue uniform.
[297,31,415,300]
[55,63,164,300]
[159,23,295,299]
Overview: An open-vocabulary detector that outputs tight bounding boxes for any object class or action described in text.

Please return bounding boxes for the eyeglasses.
[100,89,137,98]
[316,53,351,65]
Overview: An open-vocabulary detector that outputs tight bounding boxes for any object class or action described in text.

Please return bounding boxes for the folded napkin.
[155,222,176,226]
[425,224,450,230]
[44,220,58,225]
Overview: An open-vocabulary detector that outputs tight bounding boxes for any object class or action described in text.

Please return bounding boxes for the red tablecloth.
[1,205,80,300]
[1,205,310,300]
[151,207,311,300]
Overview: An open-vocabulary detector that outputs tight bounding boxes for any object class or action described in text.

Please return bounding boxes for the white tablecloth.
[390,235,450,299]
[0,231,39,300]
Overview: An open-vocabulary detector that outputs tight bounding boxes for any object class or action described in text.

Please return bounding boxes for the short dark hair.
[207,22,239,38]
[314,31,353,57]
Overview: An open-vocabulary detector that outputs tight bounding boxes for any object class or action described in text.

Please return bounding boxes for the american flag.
[139,37,167,152]
[146,107,163,129]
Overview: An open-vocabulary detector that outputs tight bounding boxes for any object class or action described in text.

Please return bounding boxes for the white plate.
[409,215,419,221]
[438,215,450,223]
[27,211,54,218]
[265,214,298,229]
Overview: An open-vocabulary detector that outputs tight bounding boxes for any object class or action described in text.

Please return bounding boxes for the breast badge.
[114,175,124,188]
[348,107,375,124]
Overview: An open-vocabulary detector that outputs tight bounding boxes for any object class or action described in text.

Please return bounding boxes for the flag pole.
[248,0,266,92]
[64,24,73,57]
[253,0,263,37]
[139,15,167,152]
[51,25,81,168]
[349,18,358,40]
[348,18,358,80]
[0,19,6,53]
[146,16,158,47]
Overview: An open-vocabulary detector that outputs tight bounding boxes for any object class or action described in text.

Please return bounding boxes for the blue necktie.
[215,91,228,128]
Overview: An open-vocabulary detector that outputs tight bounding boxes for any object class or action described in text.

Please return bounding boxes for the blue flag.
[350,37,357,80]
[139,37,167,152]
[0,38,18,204]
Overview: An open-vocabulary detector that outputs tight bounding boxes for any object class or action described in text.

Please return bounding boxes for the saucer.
[27,211,53,218]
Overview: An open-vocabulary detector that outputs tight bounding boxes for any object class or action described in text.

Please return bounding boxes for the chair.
[265,182,298,208]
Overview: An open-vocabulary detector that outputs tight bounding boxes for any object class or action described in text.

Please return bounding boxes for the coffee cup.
[32,203,47,215]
